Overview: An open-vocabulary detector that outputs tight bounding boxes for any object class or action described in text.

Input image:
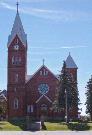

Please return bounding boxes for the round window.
[38,83,49,95]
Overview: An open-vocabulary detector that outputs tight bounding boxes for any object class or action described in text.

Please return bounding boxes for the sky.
[0,0,92,115]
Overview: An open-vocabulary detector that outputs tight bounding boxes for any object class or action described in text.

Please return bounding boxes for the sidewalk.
[0,131,92,135]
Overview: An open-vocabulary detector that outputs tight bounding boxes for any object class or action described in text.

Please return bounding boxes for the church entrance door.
[40,104,48,116]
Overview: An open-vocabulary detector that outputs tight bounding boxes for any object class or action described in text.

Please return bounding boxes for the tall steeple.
[7,2,27,118]
[7,2,27,47]
[66,53,77,69]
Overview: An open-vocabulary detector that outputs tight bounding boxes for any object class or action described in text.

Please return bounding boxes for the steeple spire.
[16,1,19,13]
[7,1,27,47]
[66,53,77,69]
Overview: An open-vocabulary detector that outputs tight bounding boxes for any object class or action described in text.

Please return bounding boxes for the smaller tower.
[66,52,78,82]
[66,53,78,119]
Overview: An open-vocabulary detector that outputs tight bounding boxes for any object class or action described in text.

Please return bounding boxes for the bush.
[8,117,26,130]
[68,122,90,131]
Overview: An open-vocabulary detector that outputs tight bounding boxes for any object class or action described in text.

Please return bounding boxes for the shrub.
[68,122,90,131]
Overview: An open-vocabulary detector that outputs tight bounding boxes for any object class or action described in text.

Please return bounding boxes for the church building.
[7,4,78,119]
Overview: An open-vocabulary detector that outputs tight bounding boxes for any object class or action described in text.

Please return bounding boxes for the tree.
[85,76,92,120]
[58,61,69,109]
[52,61,80,122]
[69,79,80,119]
[58,61,74,122]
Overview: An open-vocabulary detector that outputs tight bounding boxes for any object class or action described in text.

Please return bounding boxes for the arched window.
[27,105,33,113]
[14,87,17,92]
[40,71,42,75]
[12,56,15,64]
[40,70,48,76]
[44,69,46,76]
[15,74,18,82]
[14,98,19,109]
[12,56,21,65]
[46,71,48,76]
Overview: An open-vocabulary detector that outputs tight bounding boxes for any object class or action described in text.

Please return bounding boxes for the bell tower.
[66,53,78,82]
[7,2,27,118]
[65,53,78,119]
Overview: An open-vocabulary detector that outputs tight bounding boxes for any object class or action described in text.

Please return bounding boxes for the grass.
[43,121,92,131]
[0,121,24,131]
[88,123,92,130]
[0,120,92,131]
[44,122,69,131]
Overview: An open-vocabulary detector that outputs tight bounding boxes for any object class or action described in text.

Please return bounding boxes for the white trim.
[36,94,52,103]
[44,95,52,103]
[36,95,43,103]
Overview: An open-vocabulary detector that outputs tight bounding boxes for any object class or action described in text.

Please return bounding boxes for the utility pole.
[65,89,69,124]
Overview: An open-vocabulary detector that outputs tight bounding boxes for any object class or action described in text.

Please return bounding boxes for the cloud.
[0,2,16,10]
[0,2,91,22]
[2,0,48,3]
[59,45,88,49]
[21,0,48,2]
[27,45,88,55]
[30,45,88,50]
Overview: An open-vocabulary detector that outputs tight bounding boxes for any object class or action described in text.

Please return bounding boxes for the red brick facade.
[7,35,27,118]
[7,11,78,119]
[26,66,58,119]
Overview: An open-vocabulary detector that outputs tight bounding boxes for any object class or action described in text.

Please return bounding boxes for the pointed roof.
[26,65,59,83]
[7,7,27,47]
[66,53,78,69]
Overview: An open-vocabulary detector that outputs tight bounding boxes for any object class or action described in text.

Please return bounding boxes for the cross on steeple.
[16,1,19,13]
[43,59,45,66]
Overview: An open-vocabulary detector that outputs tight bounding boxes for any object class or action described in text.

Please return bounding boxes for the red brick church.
[7,6,78,119]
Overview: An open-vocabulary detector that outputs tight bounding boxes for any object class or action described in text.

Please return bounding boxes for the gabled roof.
[7,12,27,47]
[66,53,78,69]
[26,65,59,83]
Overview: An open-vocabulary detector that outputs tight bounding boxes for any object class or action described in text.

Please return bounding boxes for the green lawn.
[0,121,92,131]
[88,123,92,130]
[0,121,69,131]
[0,121,22,131]
[44,122,69,131]
[43,121,92,131]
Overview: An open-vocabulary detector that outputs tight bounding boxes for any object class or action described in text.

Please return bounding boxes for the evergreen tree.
[52,61,80,121]
[69,79,80,119]
[85,76,92,120]
[58,61,69,109]
[58,61,73,122]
